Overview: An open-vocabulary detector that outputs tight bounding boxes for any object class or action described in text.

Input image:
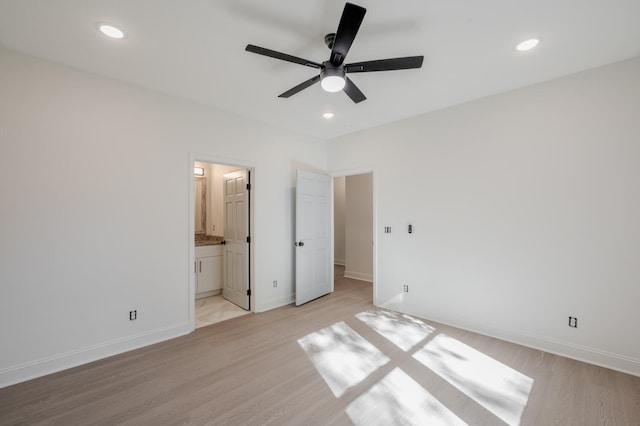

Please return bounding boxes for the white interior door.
[295,170,332,306]
[223,169,250,310]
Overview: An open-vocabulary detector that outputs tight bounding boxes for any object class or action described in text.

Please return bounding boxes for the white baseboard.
[255,295,294,312]
[0,323,192,389]
[494,327,640,377]
[344,270,373,282]
[334,259,345,266]
[196,289,222,299]
[384,305,640,378]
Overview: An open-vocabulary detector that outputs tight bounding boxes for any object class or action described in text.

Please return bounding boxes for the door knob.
[295,241,305,247]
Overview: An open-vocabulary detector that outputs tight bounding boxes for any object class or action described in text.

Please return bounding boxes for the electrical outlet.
[384,226,392,234]
[568,316,578,328]
[403,285,409,293]
[129,310,137,321]
[273,280,278,288]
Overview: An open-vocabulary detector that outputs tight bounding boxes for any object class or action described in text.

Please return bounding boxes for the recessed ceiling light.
[516,38,539,52]
[99,24,125,39]
[323,112,335,119]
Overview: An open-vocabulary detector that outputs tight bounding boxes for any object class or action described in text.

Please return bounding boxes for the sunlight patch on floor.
[356,309,435,351]
[297,321,390,397]
[299,310,534,424]
[413,333,534,426]
[346,367,467,426]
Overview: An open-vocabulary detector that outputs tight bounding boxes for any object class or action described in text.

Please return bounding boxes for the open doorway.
[333,172,374,300]
[191,160,254,329]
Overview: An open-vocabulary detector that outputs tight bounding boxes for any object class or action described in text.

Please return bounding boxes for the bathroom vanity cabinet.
[195,244,223,297]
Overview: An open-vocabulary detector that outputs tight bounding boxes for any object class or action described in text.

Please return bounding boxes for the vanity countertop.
[195,235,224,246]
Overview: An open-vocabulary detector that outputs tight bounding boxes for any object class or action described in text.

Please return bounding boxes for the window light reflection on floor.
[346,367,466,426]
[297,321,390,397]
[356,309,435,351]
[413,333,534,426]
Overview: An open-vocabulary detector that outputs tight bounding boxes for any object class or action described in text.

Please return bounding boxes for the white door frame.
[188,153,256,330]
[330,168,377,305]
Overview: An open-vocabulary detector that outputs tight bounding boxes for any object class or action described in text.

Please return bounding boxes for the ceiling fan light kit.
[245,2,424,103]
[320,66,346,92]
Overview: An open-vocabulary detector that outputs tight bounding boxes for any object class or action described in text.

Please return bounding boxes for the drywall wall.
[345,173,373,282]
[328,57,640,376]
[0,47,326,387]
[334,176,346,265]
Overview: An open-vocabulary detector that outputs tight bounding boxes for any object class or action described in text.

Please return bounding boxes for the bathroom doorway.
[190,159,254,329]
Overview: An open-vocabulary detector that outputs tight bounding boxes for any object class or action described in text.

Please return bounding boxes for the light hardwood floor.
[1,268,639,425]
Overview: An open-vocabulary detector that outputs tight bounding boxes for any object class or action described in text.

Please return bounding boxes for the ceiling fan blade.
[330,3,366,65]
[345,56,424,73]
[246,44,322,69]
[278,74,321,98]
[343,77,366,103]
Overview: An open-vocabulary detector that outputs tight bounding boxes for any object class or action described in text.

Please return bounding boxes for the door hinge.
[247,289,252,296]
[246,183,251,190]
[246,236,251,243]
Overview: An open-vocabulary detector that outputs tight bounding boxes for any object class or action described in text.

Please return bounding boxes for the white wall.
[328,57,640,376]
[333,176,346,265]
[0,47,327,387]
[344,174,373,282]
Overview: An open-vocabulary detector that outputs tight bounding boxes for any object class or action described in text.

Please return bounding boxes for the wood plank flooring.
[1,268,640,425]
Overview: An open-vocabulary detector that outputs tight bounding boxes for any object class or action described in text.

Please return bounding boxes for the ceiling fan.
[245,2,424,103]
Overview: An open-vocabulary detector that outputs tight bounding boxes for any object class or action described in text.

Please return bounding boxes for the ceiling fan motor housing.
[321,63,345,78]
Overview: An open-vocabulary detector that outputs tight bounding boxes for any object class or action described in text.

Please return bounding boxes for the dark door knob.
[295,241,305,247]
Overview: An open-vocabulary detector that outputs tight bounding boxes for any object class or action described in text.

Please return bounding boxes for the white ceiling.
[1,0,639,140]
